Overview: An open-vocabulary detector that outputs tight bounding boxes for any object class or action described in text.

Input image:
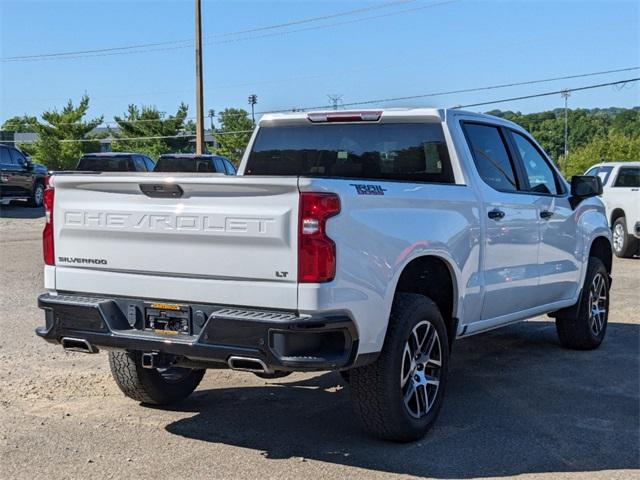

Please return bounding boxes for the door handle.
[540,210,554,220]
[488,209,505,220]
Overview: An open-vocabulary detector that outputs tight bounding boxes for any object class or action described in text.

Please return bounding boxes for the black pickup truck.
[0,144,48,207]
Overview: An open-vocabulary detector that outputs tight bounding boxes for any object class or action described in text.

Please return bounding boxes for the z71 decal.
[350,184,387,196]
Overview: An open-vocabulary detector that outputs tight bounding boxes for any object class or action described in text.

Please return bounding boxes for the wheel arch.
[589,235,613,275]
[610,208,625,226]
[391,254,459,347]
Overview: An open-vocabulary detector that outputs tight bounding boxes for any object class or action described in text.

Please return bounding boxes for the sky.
[0,0,638,127]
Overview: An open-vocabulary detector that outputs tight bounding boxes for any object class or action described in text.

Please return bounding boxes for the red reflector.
[298,193,340,283]
[307,111,382,123]
[43,188,55,266]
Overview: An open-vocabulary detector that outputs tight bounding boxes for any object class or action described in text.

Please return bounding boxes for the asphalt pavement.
[1,204,638,480]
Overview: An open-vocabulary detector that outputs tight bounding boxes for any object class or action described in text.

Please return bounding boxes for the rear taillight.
[298,192,340,283]
[43,187,54,265]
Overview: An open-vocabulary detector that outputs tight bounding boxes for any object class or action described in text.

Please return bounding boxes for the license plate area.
[144,303,191,335]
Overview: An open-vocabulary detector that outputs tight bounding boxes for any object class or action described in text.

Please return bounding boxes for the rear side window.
[154,157,214,173]
[463,123,518,192]
[245,123,454,183]
[614,167,640,187]
[0,147,12,165]
[213,157,225,173]
[77,156,133,171]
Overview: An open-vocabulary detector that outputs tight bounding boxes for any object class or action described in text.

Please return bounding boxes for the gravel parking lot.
[1,205,638,480]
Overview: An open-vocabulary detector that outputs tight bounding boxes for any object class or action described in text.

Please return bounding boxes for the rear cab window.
[245,122,454,183]
[77,156,133,171]
[154,157,215,173]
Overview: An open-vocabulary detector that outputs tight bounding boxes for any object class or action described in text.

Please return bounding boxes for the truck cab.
[36,108,612,442]
[0,144,48,207]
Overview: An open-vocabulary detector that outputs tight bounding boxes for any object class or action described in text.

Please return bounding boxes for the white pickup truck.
[585,161,640,258]
[37,108,612,442]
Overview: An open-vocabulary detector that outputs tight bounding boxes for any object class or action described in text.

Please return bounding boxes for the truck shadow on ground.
[0,204,44,219]
[165,320,639,479]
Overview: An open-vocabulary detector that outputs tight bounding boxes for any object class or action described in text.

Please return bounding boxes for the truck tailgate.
[50,174,299,309]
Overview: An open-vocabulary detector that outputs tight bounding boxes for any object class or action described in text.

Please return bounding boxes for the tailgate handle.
[140,184,183,198]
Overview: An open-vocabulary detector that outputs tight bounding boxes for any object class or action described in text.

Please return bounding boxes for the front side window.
[463,123,518,192]
[614,167,640,187]
[586,166,613,186]
[9,148,26,166]
[245,123,454,183]
[133,156,147,171]
[511,131,559,195]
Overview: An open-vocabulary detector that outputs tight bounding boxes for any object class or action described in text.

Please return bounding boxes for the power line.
[454,78,639,109]
[3,79,637,144]
[3,67,638,128]
[1,0,420,62]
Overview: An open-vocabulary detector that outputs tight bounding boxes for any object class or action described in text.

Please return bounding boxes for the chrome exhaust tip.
[61,337,98,354]
[227,356,272,374]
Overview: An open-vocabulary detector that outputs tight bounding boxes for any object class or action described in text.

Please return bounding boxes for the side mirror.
[571,175,603,197]
[570,175,603,208]
[24,158,33,170]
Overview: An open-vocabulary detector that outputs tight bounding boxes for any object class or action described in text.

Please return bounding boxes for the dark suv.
[154,154,236,174]
[0,144,48,207]
[76,152,155,172]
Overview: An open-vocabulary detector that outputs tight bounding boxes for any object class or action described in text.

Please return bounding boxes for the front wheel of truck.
[108,351,205,405]
[349,293,449,442]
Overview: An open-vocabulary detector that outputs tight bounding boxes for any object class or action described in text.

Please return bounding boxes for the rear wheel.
[612,217,638,258]
[556,256,610,350]
[109,351,205,405]
[349,294,449,442]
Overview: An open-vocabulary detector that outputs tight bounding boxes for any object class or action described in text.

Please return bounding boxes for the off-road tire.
[556,256,610,350]
[109,351,205,405]
[349,293,449,442]
[28,182,44,208]
[612,217,638,258]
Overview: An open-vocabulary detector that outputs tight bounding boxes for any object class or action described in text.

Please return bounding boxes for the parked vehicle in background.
[0,143,48,207]
[37,108,612,442]
[585,161,640,258]
[154,154,236,174]
[76,152,155,172]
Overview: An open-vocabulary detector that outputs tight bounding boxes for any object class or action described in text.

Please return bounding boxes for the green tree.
[23,96,103,169]
[1,115,36,133]
[562,133,640,177]
[214,108,254,165]
[110,103,191,158]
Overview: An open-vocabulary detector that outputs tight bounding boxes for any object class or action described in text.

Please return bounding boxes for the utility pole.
[194,0,205,154]
[248,94,258,125]
[561,89,571,158]
[327,94,343,111]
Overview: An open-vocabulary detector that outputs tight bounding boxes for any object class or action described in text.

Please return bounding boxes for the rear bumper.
[36,293,358,372]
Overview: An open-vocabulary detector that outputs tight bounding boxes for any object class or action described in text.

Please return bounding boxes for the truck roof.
[259,107,522,130]
[588,161,640,167]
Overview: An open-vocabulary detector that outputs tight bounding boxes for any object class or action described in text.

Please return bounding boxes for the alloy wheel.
[400,320,442,419]
[588,272,608,336]
[613,223,625,253]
